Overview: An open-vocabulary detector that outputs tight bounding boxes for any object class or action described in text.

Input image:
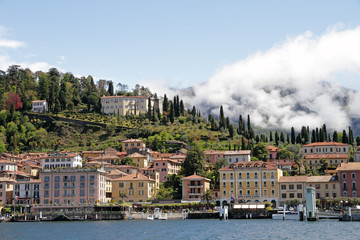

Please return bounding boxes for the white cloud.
[0,55,59,73]
[0,39,25,49]
[152,25,360,131]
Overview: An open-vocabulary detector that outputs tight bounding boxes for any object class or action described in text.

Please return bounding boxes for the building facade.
[279,176,307,204]
[40,168,107,205]
[182,173,211,201]
[337,162,360,198]
[152,158,181,183]
[41,152,83,170]
[112,173,156,202]
[306,175,340,199]
[219,161,283,207]
[13,179,41,204]
[31,100,48,113]
[101,96,162,116]
[0,177,15,205]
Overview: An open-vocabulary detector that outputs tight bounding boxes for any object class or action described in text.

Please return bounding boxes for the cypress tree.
[147,97,152,119]
[219,106,225,129]
[316,128,319,142]
[349,127,354,145]
[280,132,285,143]
[312,130,316,143]
[275,132,279,146]
[163,94,169,112]
[241,137,246,150]
[291,127,296,144]
[323,124,328,142]
[333,131,338,142]
[286,134,290,144]
[108,81,114,96]
[180,100,184,116]
[270,131,273,142]
[169,102,175,123]
[225,117,230,129]
[319,128,324,142]
[342,130,348,144]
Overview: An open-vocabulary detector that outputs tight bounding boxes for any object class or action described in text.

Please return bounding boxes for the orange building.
[182,173,211,201]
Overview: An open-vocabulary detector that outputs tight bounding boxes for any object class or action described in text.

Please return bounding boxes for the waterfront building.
[100,95,162,116]
[105,177,112,203]
[354,147,360,162]
[152,158,181,183]
[139,166,160,190]
[182,173,211,201]
[337,162,360,197]
[306,175,340,199]
[267,146,280,160]
[302,142,349,170]
[40,168,107,205]
[219,161,282,207]
[278,176,307,204]
[41,152,83,170]
[121,139,146,152]
[13,179,41,204]
[112,173,156,202]
[31,100,48,113]
[0,177,15,204]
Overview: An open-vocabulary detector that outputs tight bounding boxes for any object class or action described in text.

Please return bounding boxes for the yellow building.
[127,152,148,168]
[278,176,307,204]
[219,161,283,207]
[121,139,146,152]
[306,175,340,199]
[105,177,112,203]
[112,173,156,202]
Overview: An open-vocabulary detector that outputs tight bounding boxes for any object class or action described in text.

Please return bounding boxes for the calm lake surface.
[0,219,358,240]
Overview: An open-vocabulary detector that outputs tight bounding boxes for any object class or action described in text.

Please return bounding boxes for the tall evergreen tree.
[107,81,114,96]
[275,132,279,146]
[280,132,285,143]
[147,97,152,119]
[270,131,273,142]
[247,114,254,139]
[333,131,338,142]
[219,106,225,129]
[169,102,175,123]
[349,127,354,145]
[225,117,230,129]
[163,94,169,112]
[241,137,246,150]
[179,100,184,116]
[312,130,316,143]
[291,127,296,144]
[286,134,290,144]
[322,124,328,142]
[342,130,348,144]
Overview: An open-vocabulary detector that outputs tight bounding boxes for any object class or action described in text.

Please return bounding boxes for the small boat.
[158,213,167,220]
[147,214,154,220]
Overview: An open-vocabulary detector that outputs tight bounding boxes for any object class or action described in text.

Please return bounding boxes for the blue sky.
[1,0,360,90]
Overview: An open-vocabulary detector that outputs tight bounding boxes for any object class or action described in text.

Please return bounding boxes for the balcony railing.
[188,184,203,188]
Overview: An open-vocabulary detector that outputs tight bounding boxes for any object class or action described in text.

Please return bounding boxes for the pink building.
[152,158,181,182]
[40,168,107,205]
[267,146,280,160]
[204,150,224,165]
[337,162,360,198]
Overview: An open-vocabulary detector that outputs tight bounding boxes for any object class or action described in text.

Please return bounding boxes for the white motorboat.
[272,211,299,220]
[147,214,154,220]
[158,213,167,220]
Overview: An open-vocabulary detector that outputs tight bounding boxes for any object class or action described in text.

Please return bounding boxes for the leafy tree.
[164,174,182,199]
[252,142,269,161]
[120,157,136,166]
[202,189,215,207]
[5,92,22,110]
[154,184,174,200]
[182,143,205,176]
[277,149,294,159]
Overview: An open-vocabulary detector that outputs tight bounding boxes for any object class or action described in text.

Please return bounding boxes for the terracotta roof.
[204,150,224,155]
[219,161,277,171]
[112,173,154,181]
[127,152,146,158]
[269,159,296,166]
[304,154,348,159]
[307,175,335,183]
[0,170,31,177]
[82,151,104,154]
[32,100,46,103]
[16,179,41,183]
[223,150,251,155]
[0,160,18,165]
[302,142,349,147]
[85,161,110,165]
[337,162,360,171]
[92,155,121,160]
[0,177,16,182]
[41,153,79,159]
[267,146,280,152]
[279,176,308,183]
[101,95,147,99]
[182,173,210,181]
[106,169,128,176]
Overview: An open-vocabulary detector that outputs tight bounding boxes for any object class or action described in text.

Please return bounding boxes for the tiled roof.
[223,150,251,155]
[304,154,348,159]
[128,152,146,158]
[204,150,224,155]
[302,142,349,147]
[0,160,18,165]
[337,162,360,171]
[267,146,280,152]
[220,161,277,171]
[32,100,46,103]
[82,151,104,154]
[279,176,308,183]
[307,175,335,183]
[112,173,154,181]
[182,173,210,181]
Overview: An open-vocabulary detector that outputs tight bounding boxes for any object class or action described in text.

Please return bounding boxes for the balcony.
[188,192,202,196]
[188,184,203,188]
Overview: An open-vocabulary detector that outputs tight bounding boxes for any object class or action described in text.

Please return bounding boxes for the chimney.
[136,172,139,178]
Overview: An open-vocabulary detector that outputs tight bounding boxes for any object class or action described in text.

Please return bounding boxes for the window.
[139,190,144,196]
[222,173,226,180]
[271,172,274,178]
[129,190,134,196]
[289,193,294,198]
[44,190,49,197]
[255,189,258,196]
[271,181,275,187]
[223,182,226,188]
[238,173,242,179]
[281,185,286,190]
[44,176,49,182]
[247,190,251,196]
[263,189,267,196]
[55,176,60,182]
[271,189,275,196]
[247,173,250,179]
[239,190,243,196]
[282,193,286,198]
[297,193,302,198]
[326,192,329,197]
[230,182,234,188]
[80,182,85,188]
[343,182,347,191]
[353,182,356,191]
[80,189,85,196]
[255,182,258,188]
[343,173,346,179]
[230,173,233,180]
[254,172,258,179]
[223,190,226,197]
[119,183,125,188]
[264,181,267,187]
[352,173,356,179]
[54,190,59,197]
[90,189,95,196]
[344,191,347,197]
[71,176,76,182]
[247,182,250,188]
[297,184,302,190]
[90,175,95,181]
[55,183,60,189]
[239,182,242,187]
[44,183,49,189]
[289,184,294,190]
[263,172,267,179]
[316,184,320,189]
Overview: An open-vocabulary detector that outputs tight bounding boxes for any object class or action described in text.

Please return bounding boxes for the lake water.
[0,219,358,240]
